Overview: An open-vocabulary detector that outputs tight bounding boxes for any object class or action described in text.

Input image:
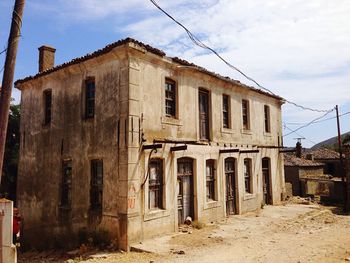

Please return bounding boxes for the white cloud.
[24,0,350,146]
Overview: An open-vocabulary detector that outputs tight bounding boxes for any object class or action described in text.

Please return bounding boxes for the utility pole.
[335,105,347,211]
[0,0,25,185]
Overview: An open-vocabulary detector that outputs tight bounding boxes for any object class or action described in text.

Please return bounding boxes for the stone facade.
[15,38,285,250]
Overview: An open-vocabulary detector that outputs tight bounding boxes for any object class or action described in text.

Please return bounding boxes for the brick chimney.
[295,141,302,158]
[38,45,56,72]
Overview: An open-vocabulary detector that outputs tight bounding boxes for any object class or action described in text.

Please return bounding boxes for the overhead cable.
[285,110,350,126]
[283,123,317,145]
[148,0,332,113]
[283,108,335,137]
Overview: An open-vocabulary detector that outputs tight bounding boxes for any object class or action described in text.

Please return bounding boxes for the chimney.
[38,45,56,72]
[295,141,302,158]
[306,153,314,161]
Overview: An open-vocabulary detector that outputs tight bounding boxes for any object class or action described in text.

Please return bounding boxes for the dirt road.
[19,203,350,263]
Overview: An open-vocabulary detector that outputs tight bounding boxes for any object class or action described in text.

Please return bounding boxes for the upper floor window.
[244,158,252,194]
[85,78,95,119]
[222,94,230,128]
[149,158,163,209]
[206,159,216,201]
[242,99,250,130]
[60,160,72,208]
[165,78,176,118]
[264,105,270,133]
[199,89,210,140]
[43,90,52,125]
[90,159,103,210]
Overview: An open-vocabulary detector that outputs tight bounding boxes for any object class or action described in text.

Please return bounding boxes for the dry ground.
[18,201,350,263]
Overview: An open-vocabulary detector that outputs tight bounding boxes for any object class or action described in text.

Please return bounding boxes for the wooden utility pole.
[335,105,347,211]
[0,0,25,185]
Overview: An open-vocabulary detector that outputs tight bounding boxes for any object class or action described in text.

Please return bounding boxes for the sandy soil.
[18,201,350,263]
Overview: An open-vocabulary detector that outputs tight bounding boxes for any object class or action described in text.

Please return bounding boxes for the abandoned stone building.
[15,38,285,250]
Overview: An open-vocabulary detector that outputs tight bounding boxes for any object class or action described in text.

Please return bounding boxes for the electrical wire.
[283,123,317,145]
[283,108,335,137]
[285,111,350,126]
[148,0,332,113]
[0,48,6,55]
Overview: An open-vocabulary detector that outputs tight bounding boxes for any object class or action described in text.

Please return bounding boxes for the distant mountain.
[311,131,350,149]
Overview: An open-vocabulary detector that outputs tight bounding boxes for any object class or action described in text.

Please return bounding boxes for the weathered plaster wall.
[125,51,285,245]
[17,50,128,249]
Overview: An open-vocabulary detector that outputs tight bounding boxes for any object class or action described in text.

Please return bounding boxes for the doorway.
[262,157,272,205]
[177,158,194,224]
[225,158,237,215]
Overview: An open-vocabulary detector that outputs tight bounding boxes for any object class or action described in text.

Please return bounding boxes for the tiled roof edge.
[15,37,284,101]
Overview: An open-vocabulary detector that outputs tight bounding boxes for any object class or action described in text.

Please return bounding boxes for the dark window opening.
[264,105,270,133]
[85,79,95,119]
[244,158,252,193]
[60,160,72,208]
[43,90,52,125]
[199,89,210,140]
[222,94,230,128]
[90,160,103,209]
[165,78,176,117]
[149,159,163,209]
[242,99,250,130]
[206,159,216,201]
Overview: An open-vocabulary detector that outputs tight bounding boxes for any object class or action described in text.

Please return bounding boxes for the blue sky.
[1,0,350,148]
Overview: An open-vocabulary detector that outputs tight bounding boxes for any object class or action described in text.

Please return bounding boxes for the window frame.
[206,159,216,201]
[60,160,72,208]
[148,158,164,210]
[164,78,177,118]
[264,105,271,133]
[244,158,252,194]
[199,88,211,141]
[90,159,103,210]
[242,99,250,130]
[43,89,52,125]
[85,78,96,119]
[222,94,230,129]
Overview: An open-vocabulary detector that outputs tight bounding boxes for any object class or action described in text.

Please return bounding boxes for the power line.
[0,48,6,55]
[283,108,335,137]
[283,123,317,145]
[285,110,350,126]
[148,0,332,113]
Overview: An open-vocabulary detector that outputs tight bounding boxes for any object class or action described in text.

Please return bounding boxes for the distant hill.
[311,131,350,149]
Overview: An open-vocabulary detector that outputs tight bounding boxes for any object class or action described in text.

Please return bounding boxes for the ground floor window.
[206,159,216,201]
[90,160,103,210]
[244,158,252,194]
[149,158,163,209]
[60,160,72,208]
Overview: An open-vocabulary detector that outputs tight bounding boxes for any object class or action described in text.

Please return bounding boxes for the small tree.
[0,101,20,202]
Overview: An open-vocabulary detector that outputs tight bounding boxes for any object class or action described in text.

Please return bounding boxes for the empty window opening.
[43,90,52,125]
[85,78,95,119]
[222,94,230,128]
[60,160,72,208]
[165,78,176,118]
[149,158,163,209]
[242,99,250,130]
[206,159,216,201]
[90,159,103,209]
[244,158,252,194]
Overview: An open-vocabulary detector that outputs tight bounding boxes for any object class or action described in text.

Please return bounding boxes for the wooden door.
[262,158,271,205]
[177,158,194,224]
[199,89,210,140]
[225,158,236,215]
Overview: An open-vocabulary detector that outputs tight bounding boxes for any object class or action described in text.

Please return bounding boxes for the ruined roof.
[283,153,324,167]
[15,37,283,101]
[305,148,340,160]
